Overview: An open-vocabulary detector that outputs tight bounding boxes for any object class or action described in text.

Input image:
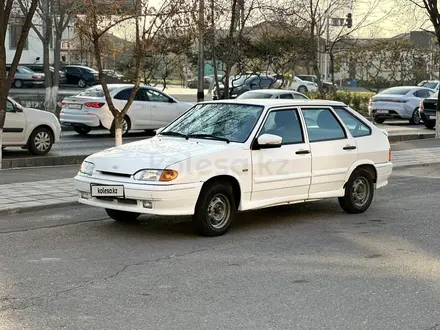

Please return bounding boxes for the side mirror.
[256,134,282,149]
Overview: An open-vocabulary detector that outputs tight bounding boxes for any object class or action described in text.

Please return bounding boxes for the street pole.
[197,0,205,102]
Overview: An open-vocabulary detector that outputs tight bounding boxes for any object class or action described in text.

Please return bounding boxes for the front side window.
[334,107,371,137]
[162,103,264,143]
[259,109,304,145]
[302,108,346,142]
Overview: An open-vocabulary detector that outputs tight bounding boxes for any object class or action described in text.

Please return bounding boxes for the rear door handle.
[343,145,357,150]
[296,150,311,155]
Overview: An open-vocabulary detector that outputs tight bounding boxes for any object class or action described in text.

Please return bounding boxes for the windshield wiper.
[159,131,188,139]
[187,133,230,143]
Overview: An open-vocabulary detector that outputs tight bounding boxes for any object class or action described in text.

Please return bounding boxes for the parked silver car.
[368,86,436,124]
[6,65,45,88]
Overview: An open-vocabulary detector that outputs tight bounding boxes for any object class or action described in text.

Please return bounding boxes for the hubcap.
[413,110,421,124]
[79,80,85,87]
[122,119,128,135]
[207,194,231,229]
[34,132,51,152]
[351,176,370,207]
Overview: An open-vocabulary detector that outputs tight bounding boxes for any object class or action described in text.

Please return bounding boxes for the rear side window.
[333,107,371,137]
[302,108,346,142]
[114,88,146,101]
[279,93,294,99]
[414,89,432,98]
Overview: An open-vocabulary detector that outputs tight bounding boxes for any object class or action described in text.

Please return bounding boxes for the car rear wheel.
[339,168,374,214]
[14,80,23,88]
[298,85,308,93]
[425,120,436,129]
[105,209,140,223]
[73,126,92,135]
[110,116,130,137]
[78,79,87,88]
[28,127,53,155]
[409,108,421,125]
[192,182,236,236]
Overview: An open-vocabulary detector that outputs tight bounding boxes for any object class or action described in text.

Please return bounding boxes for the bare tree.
[75,0,191,146]
[0,0,38,169]
[409,0,440,138]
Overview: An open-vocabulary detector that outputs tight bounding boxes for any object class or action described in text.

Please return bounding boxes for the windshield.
[162,103,264,143]
[237,92,273,99]
[379,87,413,95]
[76,85,118,97]
[421,82,438,90]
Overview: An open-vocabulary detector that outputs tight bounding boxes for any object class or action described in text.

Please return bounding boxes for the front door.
[251,108,312,204]
[301,107,359,198]
[3,100,26,145]
[146,89,179,127]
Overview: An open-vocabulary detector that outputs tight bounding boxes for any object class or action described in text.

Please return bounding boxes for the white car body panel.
[288,76,318,92]
[3,97,61,147]
[74,99,392,216]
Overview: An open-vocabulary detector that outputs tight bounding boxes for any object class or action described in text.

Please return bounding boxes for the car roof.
[243,89,301,95]
[200,99,345,107]
[86,83,164,92]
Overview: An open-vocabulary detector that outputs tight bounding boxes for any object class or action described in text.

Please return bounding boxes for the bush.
[306,91,375,116]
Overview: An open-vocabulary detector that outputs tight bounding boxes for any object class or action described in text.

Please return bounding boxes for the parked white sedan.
[2,97,61,155]
[288,76,318,93]
[74,99,393,236]
[60,84,193,136]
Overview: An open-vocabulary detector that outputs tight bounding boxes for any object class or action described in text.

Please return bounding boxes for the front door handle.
[343,145,357,150]
[296,150,311,155]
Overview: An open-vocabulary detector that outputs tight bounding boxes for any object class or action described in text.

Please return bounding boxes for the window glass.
[334,107,371,137]
[6,101,15,112]
[237,91,272,99]
[65,67,79,74]
[302,108,346,142]
[279,93,294,99]
[259,109,304,144]
[10,21,28,49]
[76,85,119,98]
[294,93,308,99]
[163,103,263,143]
[114,88,132,100]
[146,89,170,102]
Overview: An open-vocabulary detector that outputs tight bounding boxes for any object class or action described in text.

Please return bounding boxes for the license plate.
[68,104,82,109]
[91,185,124,197]
[430,115,437,120]
[377,110,388,114]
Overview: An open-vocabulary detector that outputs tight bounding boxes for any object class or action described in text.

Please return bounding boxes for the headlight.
[79,161,95,176]
[133,169,178,182]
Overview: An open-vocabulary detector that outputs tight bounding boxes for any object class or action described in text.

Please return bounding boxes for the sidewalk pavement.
[1,146,440,216]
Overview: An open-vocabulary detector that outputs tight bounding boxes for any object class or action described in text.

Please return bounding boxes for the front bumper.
[421,110,436,122]
[74,175,203,216]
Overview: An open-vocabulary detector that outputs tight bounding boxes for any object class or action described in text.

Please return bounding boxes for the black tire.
[338,168,375,214]
[192,182,236,236]
[110,116,131,137]
[374,117,385,124]
[14,80,23,88]
[73,126,92,135]
[28,127,54,155]
[105,209,140,223]
[409,108,421,125]
[78,79,87,88]
[298,85,308,93]
[425,120,436,129]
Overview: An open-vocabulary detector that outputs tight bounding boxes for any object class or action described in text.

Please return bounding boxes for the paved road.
[1,165,440,329]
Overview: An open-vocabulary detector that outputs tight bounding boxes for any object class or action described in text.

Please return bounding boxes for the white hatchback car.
[74,100,393,236]
[60,84,193,136]
[3,97,61,155]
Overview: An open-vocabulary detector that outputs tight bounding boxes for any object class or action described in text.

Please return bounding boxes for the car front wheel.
[28,127,53,155]
[338,168,374,214]
[78,79,87,88]
[425,120,436,129]
[298,85,308,93]
[105,209,140,223]
[409,108,421,125]
[192,182,236,236]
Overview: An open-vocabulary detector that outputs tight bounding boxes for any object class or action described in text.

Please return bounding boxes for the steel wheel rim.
[79,80,86,88]
[34,132,51,152]
[15,80,22,88]
[413,110,421,124]
[351,176,370,207]
[207,194,231,229]
[122,119,128,135]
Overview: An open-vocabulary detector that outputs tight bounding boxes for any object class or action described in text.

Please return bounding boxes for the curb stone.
[0,200,79,217]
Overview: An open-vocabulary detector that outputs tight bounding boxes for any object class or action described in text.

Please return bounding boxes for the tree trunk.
[115,114,123,146]
[436,85,440,139]
[223,0,238,99]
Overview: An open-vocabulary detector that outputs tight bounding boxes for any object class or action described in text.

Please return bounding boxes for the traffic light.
[346,13,352,28]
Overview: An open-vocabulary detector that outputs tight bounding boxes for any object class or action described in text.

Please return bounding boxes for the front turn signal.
[159,169,178,182]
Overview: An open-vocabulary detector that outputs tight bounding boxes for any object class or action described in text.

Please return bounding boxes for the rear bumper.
[74,175,203,216]
[375,162,393,189]
[60,111,101,128]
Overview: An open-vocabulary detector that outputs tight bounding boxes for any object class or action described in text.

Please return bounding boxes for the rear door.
[301,106,359,198]
[3,99,26,145]
[113,88,150,129]
[146,88,179,127]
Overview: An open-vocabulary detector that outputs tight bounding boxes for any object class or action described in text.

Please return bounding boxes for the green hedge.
[306,91,375,116]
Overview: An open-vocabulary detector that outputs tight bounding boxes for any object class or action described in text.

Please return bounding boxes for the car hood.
[85,136,236,175]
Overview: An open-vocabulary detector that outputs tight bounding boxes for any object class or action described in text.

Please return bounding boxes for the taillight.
[61,100,66,105]
[84,102,105,108]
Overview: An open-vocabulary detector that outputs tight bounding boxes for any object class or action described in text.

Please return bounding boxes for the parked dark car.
[61,65,99,88]
[24,64,67,85]
[6,65,45,88]
[296,75,338,92]
[213,75,278,100]
[420,93,438,129]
